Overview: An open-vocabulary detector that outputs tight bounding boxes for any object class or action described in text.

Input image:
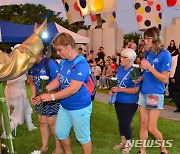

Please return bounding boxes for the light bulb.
[42,31,48,39]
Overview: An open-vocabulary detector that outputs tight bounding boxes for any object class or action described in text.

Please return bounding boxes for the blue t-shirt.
[141,49,172,94]
[115,66,141,104]
[28,57,59,92]
[58,55,91,110]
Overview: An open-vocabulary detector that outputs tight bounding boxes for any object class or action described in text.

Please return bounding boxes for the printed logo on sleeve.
[67,69,71,74]
[154,58,158,63]
[78,72,82,76]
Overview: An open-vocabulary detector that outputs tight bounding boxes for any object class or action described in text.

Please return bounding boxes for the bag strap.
[73,55,86,65]
[119,67,133,86]
[59,59,65,68]
[72,56,92,93]
[59,55,85,69]
[44,57,52,80]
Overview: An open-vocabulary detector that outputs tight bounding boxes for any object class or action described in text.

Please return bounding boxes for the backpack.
[60,56,97,101]
[44,57,58,81]
[44,58,50,78]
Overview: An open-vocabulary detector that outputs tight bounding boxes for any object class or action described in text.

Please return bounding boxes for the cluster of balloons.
[61,0,179,30]
[62,0,116,28]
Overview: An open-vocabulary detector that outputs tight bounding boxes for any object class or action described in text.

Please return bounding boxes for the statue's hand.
[34,18,47,36]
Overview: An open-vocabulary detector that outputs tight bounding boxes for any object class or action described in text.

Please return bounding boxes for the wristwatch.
[51,94,56,101]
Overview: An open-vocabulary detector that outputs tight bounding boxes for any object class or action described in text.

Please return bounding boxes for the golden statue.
[0,19,47,81]
[0,19,47,153]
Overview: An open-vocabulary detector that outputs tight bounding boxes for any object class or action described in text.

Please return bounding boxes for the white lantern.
[134,0,163,31]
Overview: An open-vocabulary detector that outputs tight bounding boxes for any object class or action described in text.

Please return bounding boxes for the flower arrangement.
[37,75,49,95]
[130,64,141,80]
[110,77,118,89]
[37,75,49,116]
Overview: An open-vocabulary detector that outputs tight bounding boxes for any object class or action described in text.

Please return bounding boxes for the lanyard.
[119,68,133,87]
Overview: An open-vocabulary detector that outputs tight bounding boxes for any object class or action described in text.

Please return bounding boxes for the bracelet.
[51,94,56,101]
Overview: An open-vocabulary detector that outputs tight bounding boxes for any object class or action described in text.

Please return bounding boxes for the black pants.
[171,81,180,110]
[115,103,138,140]
[168,78,176,99]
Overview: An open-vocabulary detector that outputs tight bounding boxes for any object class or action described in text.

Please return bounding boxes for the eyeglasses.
[121,56,128,59]
[145,37,153,41]
[55,46,65,52]
[55,44,69,52]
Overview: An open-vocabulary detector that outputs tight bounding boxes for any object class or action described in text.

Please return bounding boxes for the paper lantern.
[77,0,117,16]
[62,0,84,24]
[101,12,116,23]
[167,0,180,6]
[134,0,162,31]
[90,12,116,29]
[90,14,98,29]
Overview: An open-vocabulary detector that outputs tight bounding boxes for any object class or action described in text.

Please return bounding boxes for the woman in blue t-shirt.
[137,27,171,154]
[109,48,141,153]
[28,55,62,153]
[40,32,92,154]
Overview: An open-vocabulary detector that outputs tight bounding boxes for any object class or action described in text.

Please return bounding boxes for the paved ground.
[95,92,180,122]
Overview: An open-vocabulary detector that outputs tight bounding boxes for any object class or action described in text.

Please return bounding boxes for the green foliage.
[0,4,63,24]
[1,85,179,153]
[164,97,176,107]
[109,79,118,89]
[1,100,180,153]
[124,32,142,48]
[130,67,141,80]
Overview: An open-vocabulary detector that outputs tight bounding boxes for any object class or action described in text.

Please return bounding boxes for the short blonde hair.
[52,32,75,48]
[121,48,137,62]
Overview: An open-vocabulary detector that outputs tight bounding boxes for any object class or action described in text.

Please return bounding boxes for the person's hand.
[140,59,151,70]
[31,95,41,105]
[40,93,52,102]
[109,89,114,96]
[132,75,143,84]
[31,94,36,104]
[111,87,120,93]
[34,18,47,36]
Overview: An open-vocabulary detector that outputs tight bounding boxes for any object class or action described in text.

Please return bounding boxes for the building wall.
[163,17,180,48]
[78,27,123,58]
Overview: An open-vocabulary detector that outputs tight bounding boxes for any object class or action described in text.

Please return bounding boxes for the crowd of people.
[79,33,180,116]
[0,19,180,154]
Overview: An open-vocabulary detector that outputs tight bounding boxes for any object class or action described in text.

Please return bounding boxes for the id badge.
[146,94,159,109]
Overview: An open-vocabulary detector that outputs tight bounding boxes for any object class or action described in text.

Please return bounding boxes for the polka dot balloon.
[62,0,84,24]
[101,12,116,23]
[134,0,162,31]
[90,12,116,29]
[77,0,116,16]
[167,0,180,6]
